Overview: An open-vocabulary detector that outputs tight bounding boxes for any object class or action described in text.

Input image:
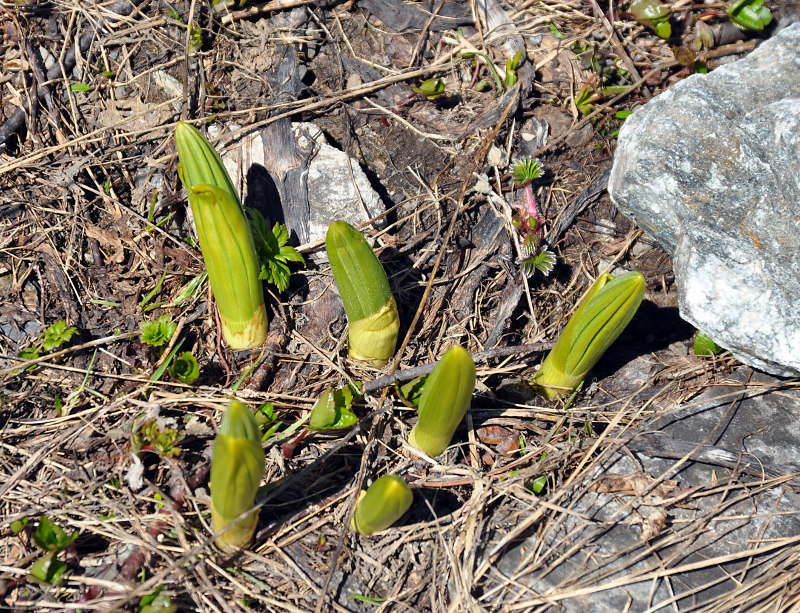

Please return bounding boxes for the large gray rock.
[609,24,800,377]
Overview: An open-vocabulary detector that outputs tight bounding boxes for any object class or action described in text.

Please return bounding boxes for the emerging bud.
[174,122,268,349]
[408,346,476,457]
[210,399,265,550]
[534,271,646,400]
[351,475,413,536]
[325,221,399,366]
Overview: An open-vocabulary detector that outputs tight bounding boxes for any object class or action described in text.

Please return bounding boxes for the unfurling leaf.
[534,271,645,400]
[168,351,200,384]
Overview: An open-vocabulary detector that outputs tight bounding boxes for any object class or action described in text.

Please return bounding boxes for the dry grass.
[1,0,797,611]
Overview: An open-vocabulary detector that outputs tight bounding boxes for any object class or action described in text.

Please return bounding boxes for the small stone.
[486,144,504,168]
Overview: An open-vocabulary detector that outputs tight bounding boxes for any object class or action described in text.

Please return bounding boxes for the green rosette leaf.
[408,346,476,457]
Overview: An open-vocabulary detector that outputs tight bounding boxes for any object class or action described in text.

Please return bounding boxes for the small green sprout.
[326,221,400,367]
[694,332,725,357]
[28,516,78,585]
[726,0,772,29]
[40,320,78,352]
[629,0,672,38]
[308,386,360,430]
[351,475,413,536]
[32,516,77,552]
[210,399,266,550]
[510,158,555,277]
[411,78,445,98]
[139,587,178,613]
[504,50,523,88]
[248,210,304,293]
[534,271,646,400]
[17,320,78,367]
[140,314,177,347]
[408,346,476,457]
[168,351,200,384]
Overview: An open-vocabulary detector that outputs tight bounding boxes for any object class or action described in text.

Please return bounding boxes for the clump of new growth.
[510,158,555,277]
[174,122,268,349]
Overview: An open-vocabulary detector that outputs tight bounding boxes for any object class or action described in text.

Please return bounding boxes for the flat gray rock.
[608,24,800,376]
[489,369,800,612]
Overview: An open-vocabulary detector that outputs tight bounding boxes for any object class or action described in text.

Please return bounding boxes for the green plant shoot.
[326,220,399,367]
[534,271,646,400]
[248,209,304,293]
[140,314,177,347]
[629,0,672,38]
[168,351,200,384]
[210,399,265,550]
[351,475,413,535]
[411,78,445,98]
[408,346,476,457]
[308,386,360,430]
[174,121,268,349]
[725,0,772,30]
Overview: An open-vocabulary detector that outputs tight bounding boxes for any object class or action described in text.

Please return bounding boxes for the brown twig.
[362,341,554,394]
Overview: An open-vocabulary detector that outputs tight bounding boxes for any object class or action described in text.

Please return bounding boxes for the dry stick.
[0,0,139,151]
[313,83,524,613]
[362,341,555,394]
[220,0,318,26]
[73,460,211,608]
[535,61,678,158]
[0,330,140,377]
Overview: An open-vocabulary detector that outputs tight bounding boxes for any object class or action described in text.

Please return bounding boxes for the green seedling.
[534,271,646,400]
[28,516,77,585]
[629,0,672,38]
[168,351,200,384]
[17,320,78,368]
[726,0,772,30]
[139,586,178,613]
[140,314,177,347]
[254,402,283,441]
[408,346,476,457]
[40,321,78,352]
[504,50,523,88]
[308,386,360,430]
[210,399,266,550]
[248,210,304,293]
[411,78,445,99]
[510,158,555,277]
[326,221,399,367]
[351,475,413,536]
[174,121,268,349]
[694,332,725,356]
